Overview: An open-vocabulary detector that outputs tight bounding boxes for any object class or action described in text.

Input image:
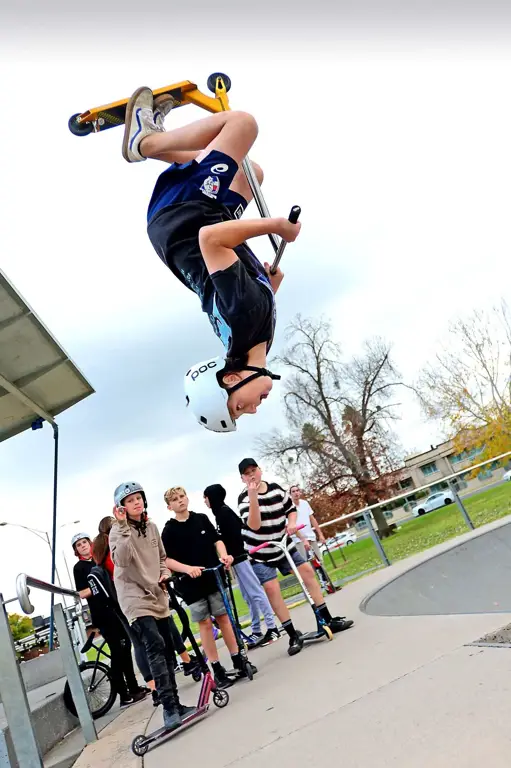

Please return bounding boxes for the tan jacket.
[109,518,171,623]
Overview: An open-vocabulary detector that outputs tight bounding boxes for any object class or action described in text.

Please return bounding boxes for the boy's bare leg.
[297,562,325,606]
[140,110,258,166]
[198,618,220,663]
[262,579,292,624]
[214,614,239,655]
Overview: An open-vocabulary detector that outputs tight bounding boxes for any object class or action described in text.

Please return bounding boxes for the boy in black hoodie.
[203,484,279,649]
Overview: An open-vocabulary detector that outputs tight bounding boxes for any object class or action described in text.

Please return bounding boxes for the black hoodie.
[204,484,247,564]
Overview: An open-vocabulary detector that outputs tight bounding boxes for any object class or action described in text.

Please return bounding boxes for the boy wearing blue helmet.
[109,481,195,731]
[121,86,301,433]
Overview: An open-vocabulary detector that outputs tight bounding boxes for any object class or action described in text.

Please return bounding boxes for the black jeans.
[100,619,139,701]
[131,616,181,712]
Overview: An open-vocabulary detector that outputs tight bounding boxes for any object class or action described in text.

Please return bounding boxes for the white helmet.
[184,357,236,433]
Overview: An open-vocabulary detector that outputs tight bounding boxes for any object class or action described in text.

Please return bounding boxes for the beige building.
[352,439,507,532]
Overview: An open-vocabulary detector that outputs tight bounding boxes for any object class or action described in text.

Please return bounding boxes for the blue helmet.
[114,481,147,509]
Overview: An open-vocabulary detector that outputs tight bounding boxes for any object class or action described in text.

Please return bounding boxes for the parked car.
[503,469,511,481]
[412,490,454,517]
[321,531,357,552]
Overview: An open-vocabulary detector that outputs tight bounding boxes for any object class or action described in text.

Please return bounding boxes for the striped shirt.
[238,482,297,565]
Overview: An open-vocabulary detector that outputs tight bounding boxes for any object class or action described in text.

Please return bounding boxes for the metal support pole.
[49,423,59,651]
[363,510,391,567]
[53,604,97,744]
[0,594,43,767]
[448,479,475,531]
[241,158,280,253]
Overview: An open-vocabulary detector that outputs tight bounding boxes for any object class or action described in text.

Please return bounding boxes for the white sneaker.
[122,86,162,163]
[153,94,180,131]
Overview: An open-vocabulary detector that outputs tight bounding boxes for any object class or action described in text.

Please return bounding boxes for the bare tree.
[257,315,404,537]
[417,301,511,458]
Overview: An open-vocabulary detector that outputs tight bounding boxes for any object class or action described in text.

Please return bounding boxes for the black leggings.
[130,615,181,712]
[100,619,139,701]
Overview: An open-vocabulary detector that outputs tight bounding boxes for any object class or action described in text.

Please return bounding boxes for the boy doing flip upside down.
[122,86,301,433]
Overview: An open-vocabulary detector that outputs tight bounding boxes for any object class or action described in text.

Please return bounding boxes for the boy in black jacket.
[203,484,279,649]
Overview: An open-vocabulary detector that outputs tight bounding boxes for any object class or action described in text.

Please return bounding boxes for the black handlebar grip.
[289,205,301,224]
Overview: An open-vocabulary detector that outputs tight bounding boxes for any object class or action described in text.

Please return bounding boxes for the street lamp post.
[0,520,80,650]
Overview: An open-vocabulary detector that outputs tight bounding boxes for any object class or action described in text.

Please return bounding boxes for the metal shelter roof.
[0,269,95,442]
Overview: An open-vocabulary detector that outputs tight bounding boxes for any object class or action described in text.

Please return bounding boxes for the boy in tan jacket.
[109,481,195,731]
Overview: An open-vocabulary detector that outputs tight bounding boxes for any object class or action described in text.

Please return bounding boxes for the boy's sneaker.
[178,703,197,719]
[261,628,281,646]
[119,697,134,708]
[163,707,183,731]
[130,688,148,703]
[328,617,354,633]
[246,632,264,649]
[153,93,180,131]
[182,654,200,677]
[213,665,234,689]
[287,631,304,657]
[122,86,163,163]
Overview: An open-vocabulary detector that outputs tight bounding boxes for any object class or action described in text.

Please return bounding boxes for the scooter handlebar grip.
[288,205,301,224]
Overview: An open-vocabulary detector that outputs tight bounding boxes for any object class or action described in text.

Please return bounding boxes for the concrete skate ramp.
[361,521,511,616]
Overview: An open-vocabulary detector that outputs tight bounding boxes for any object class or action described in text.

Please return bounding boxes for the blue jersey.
[147,151,276,358]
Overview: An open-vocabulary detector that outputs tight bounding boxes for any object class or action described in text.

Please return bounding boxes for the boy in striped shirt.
[237,458,353,656]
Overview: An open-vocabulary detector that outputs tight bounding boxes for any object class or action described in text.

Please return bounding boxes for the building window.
[399,477,414,490]
[421,461,438,476]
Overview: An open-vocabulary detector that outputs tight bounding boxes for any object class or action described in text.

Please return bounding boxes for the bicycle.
[63,633,116,720]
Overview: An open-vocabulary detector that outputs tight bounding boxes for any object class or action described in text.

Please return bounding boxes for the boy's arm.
[199,217,300,276]
[166,558,204,579]
[109,519,136,567]
[284,492,298,535]
[310,513,326,543]
[215,539,234,568]
[158,534,172,582]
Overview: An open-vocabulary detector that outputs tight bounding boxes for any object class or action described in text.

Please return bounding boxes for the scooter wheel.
[192,667,202,683]
[213,689,230,708]
[207,72,232,94]
[132,735,149,756]
[323,625,334,641]
[68,113,94,136]
[244,661,254,681]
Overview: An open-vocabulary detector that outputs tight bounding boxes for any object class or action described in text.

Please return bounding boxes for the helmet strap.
[225,366,281,396]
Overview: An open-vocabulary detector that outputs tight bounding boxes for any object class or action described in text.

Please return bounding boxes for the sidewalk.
[74,517,511,767]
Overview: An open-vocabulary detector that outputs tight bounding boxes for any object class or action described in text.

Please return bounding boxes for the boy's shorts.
[251,549,306,586]
[147,150,247,223]
[188,590,227,623]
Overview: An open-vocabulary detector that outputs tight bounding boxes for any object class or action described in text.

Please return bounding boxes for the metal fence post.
[363,511,391,567]
[448,479,475,531]
[0,594,43,767]
[53,604,97,744]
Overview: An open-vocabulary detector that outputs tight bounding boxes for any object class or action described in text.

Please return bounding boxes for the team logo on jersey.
[233,204,244,219]
[211,163,229,173]
[200,175,220,199]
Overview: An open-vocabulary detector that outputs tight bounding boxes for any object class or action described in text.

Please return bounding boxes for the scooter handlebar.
[248,524,306,555]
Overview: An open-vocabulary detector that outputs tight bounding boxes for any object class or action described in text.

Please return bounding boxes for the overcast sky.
[2,0,511,615]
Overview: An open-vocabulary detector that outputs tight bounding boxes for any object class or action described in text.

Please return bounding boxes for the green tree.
[9,613,33,642]
[417,301,511,462]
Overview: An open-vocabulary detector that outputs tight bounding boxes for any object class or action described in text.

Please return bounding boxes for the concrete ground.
[73,518,511,767]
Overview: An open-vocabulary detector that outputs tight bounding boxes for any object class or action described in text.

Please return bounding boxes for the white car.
[321,531,357,552]
[503,469,511,481]
[412,490,454,517]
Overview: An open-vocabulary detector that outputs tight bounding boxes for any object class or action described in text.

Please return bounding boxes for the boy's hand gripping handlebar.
[248,523,306,554]
[270,206,301,275]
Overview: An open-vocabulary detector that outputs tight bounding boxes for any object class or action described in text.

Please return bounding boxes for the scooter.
[308,549,339,595]
[249,525,334,644]
[202,564,257,681]
[131,581,230,757]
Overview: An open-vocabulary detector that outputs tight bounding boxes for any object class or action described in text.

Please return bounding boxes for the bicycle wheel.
[63,661,116,720]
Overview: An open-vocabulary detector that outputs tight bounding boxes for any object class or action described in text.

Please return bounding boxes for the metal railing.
[0,576,97,768]
[318,450,511,571]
